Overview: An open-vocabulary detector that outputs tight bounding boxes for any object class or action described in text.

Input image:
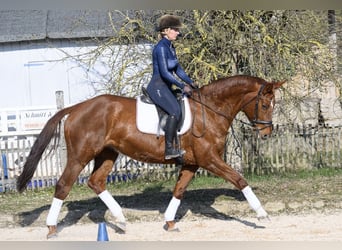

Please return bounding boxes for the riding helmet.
[156,14,183,31]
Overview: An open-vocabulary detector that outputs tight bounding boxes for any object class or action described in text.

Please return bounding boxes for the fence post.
[56,91,67,172]
[1,153,8,179]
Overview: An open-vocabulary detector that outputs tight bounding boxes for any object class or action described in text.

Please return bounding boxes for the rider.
[146,14,197,160]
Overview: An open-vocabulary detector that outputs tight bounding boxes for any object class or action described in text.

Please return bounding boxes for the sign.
[0,107,57,136]
[20,109,56,131]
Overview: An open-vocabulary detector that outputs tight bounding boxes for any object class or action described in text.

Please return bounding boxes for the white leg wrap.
[242,186,263,212]
[164,196,181,221]
[99,190,125,222]
[46,197,63,226]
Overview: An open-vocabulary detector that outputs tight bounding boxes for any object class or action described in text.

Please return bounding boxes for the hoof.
[256,207,268,218]
[115,221,126,234]
[47,225,58,239]
[163,221,180,232]
[258,215,271,222]
[108,220,126,234]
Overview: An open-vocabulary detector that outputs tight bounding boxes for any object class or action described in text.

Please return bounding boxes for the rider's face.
[164,28,180,41]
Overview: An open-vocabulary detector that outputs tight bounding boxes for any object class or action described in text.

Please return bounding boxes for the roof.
[0,10,135,43]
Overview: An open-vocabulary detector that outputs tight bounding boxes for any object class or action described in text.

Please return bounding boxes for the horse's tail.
[16,105,74,193]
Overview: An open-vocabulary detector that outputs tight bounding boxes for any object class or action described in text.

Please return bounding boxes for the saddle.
[136,87,192,137]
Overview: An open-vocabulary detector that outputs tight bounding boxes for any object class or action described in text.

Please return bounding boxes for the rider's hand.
[183,84,193,96]
[191,82,199,89]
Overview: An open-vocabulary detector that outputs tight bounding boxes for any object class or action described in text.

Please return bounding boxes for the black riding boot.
[164,115,181,160]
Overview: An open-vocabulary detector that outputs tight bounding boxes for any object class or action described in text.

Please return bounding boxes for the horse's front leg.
[164,165,199,231]
[206,154,269,220]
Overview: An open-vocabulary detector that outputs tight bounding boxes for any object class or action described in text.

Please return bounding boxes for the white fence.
[0,135,64,192]
[2,124,341,192]
[0,133,179,192]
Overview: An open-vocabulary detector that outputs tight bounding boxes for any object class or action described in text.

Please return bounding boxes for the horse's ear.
[263,80,285,94]
[263,83,274,94]
[273,80,286,89]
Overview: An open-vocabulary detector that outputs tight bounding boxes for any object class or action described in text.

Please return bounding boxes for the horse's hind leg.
[46,159,85,238]
[87,148,126,232]
[164,164,199,231]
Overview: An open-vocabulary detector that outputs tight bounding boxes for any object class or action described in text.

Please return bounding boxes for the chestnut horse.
[17,75,285,238]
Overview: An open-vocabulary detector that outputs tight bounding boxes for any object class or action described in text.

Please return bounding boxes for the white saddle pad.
[136,96,192,135]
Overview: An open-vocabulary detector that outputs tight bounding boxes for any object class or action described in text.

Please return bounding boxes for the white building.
[0,10,152,137]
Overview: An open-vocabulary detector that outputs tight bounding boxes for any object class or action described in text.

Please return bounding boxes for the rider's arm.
[175,64,193,85]
[156,46,186,89]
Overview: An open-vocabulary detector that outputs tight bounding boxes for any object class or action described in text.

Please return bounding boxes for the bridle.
[240,83,274,131]
[189,83,274,137]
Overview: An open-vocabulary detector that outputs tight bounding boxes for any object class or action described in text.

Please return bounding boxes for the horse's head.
[242,80,285,139]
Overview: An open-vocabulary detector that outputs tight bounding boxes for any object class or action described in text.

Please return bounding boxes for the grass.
[0,167,341,217]
[243,166,341,181]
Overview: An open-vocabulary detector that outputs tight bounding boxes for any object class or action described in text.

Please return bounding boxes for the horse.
[16,75,285,238]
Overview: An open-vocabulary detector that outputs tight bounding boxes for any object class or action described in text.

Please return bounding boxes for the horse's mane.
[203,75,266,94]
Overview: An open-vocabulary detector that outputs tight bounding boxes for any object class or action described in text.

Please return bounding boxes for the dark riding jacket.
[151,37,193,88]
[146,37,193,119]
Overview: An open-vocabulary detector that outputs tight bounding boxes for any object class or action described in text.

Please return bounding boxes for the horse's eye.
[262,104,268,110]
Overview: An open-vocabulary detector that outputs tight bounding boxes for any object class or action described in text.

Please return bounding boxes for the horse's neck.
[201,84,250,119]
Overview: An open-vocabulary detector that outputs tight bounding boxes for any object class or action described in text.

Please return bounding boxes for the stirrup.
[174,141,185,156]
[165,149,185,160]
[165,153,181,160]
[178,149,186,155]
[165,148,181,160]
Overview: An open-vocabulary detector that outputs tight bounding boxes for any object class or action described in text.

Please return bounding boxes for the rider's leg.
[164,115,181,159]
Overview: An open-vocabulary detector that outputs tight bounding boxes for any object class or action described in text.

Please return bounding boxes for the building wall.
[0,39,109,138]
[0,40,101,108]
